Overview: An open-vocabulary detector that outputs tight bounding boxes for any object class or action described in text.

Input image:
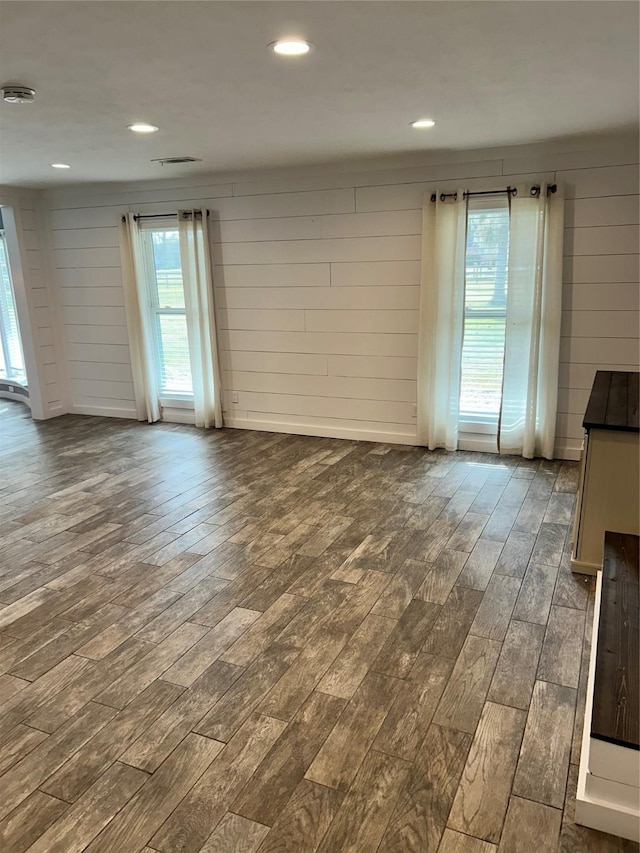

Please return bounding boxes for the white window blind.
[459,198,510,428]
[0,225,26,384]
[140,227,193,397]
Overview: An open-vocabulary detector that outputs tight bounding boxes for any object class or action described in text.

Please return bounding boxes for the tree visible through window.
[140,228,193,397]
[459,199,510,428]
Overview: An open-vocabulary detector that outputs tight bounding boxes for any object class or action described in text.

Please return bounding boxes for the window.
[0,217,26,385]
[459,198,510,431]
[139,227,193,398]
[122,209,222,427]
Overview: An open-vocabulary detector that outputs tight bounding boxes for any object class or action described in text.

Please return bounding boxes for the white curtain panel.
[499,184,564,459]
[119,213,161,423]
[178,210,224,429]
[417,190,468,450]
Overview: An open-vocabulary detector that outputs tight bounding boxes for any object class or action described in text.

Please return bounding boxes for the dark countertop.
[583,370,640,433]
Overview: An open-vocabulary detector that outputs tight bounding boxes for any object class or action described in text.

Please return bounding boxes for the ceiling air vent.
[151,156,202,166]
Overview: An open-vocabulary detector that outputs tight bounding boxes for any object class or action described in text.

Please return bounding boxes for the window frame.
[138,221,194,403]
[0,227,27,385]
[459,196,510,436]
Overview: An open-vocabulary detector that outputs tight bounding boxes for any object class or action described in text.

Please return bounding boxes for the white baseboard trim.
[70,404,137,420]
[458,434,498,454]
[161,407,196,425]
[575,785,640,843]
[224,415,417,446]
[69,403,197,425]
[43,401,67,419]
[570,554,600,576]
[555,441,582,461]
[65,405,582,461]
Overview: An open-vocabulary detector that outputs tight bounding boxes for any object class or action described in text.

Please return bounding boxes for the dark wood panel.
[606,371,630,428]
[628,371,640,429]
[583,370,611,429]
[592,531,640,750]
[584,370,640,432]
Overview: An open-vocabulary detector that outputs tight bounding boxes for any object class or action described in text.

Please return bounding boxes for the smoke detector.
[151,156,202,166]
[2,86,35,104]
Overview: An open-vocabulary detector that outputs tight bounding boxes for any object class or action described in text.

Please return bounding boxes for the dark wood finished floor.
[0,400,637,853]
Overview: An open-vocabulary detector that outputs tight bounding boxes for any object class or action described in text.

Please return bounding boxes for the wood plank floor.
[0,400,637,853]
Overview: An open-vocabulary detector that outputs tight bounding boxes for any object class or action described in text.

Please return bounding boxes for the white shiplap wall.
[0,186,66,418]
[44,135,640,457]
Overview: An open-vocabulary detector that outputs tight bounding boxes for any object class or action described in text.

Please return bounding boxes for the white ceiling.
[0,0,638,188]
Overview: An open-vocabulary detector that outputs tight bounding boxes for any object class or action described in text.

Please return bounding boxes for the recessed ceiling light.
[51,163,71,169]
[411,119,436,129]
[127,123,159,133]
[269,39,311,56]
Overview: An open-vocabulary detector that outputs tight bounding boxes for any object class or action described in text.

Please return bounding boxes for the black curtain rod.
[431,184,557,203]
[121,211,210,222]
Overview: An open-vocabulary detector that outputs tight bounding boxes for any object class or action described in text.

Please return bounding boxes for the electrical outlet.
[231,391,239,404]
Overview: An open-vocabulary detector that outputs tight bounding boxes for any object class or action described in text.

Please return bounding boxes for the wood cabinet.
[571,371,640,576]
